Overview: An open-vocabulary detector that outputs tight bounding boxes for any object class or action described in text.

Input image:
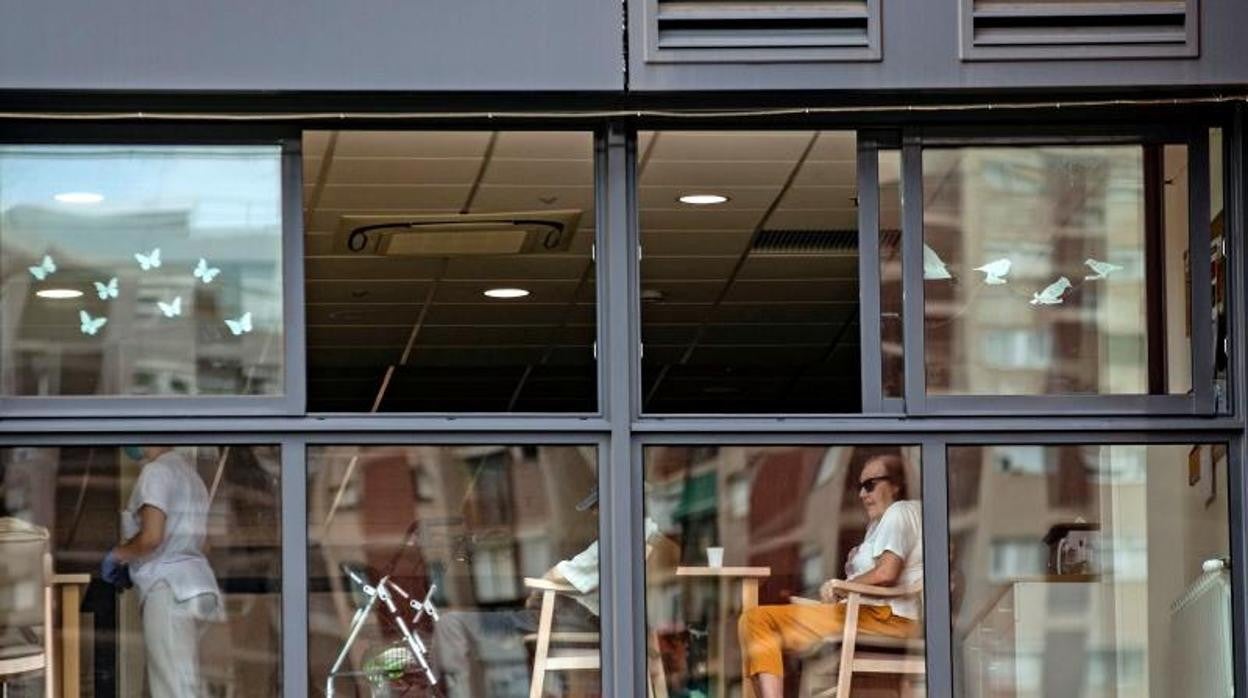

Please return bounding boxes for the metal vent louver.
[961,0,1198,60]
[647,0,881,63]
[752,229,859,254]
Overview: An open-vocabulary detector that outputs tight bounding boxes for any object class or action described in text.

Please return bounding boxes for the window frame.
[0,125,306,416]
[900,125,1217,416]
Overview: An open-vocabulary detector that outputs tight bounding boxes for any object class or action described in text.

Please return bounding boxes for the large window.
[0,145,285,400]
[307,444,600,697]
[0,444,281,696]
[950,443,1231,698]
[644,445,925,697]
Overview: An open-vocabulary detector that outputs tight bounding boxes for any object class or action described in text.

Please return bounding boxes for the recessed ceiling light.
[678,194,729,205]
[36,288,83,299]
[54,192,104,204]
[484,288,530,299]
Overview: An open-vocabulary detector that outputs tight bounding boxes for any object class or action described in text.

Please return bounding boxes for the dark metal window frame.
[0,108,1241,698]
[0,124,307,417]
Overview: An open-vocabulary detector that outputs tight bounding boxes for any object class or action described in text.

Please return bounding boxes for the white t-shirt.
[555,518,661,617]
[122,451,220,607]
[844,500,923,620]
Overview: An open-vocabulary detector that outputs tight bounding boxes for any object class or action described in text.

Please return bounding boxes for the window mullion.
[901,135,927,414]
[858,135,885,413]
[1189,129,1216,414]
[920,437,953,698]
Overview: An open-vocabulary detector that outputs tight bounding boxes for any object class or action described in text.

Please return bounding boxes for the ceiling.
[303,130,869,413]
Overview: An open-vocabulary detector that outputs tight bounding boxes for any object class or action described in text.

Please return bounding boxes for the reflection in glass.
[950,444,1231,698]
[644,445,924,697]
[923,145,1190,396]
[639,131,861,413]
[308,445,599,697]
[302,131,596,413]
[1210,129,1228,410]
[880,149,903,399]
[0,444,281,696]
[0,146,284,397]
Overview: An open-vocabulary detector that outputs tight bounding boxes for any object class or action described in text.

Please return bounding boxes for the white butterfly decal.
[224,312,253,336]
[28,255,56,281]
[157,296,182,318]
[79,310,108,336]
[94,277,119,300]
[134,248,162,271]
[193,258,221,284]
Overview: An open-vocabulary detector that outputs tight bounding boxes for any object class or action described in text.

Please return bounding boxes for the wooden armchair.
[795,580,925,698]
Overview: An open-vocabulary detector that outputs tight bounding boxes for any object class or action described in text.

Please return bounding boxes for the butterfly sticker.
[193,258,221,284]
[79,310,107,336]
[224,312,253,336]
[157,296,182,318]
[28,255,56,281]
[134,248,162,271]
[94,277,119,300]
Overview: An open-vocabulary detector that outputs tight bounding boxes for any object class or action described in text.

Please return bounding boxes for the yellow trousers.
[738,602,918,677]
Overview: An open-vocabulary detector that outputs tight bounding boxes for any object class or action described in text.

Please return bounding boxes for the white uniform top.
[122,450,220,606]
[555,518,661,617]
[845,499,923,620]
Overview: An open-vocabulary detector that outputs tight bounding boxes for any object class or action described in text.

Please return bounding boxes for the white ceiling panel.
[642,160,795,187]
[640,230,753,256]
[316,184,471,210]
[482,159,593,185]
[491,132,593,160]
[326,157,483,186]
[468,185,594,213]
[644,131,813,162]
[641,208,767,232]
[776,185,857,210]
[792,161,858,187]
[764,208,858,230]
[638,185,781,210]
[329,131,492,158]
[806,131,857,161]
[444,255,590,281]
[642,256,739,280]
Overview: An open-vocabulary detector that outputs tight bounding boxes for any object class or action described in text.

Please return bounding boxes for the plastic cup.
[707,546,724,568]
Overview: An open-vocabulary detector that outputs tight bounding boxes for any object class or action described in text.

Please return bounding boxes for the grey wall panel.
[629,0,1248,91]
[0,0,622,91]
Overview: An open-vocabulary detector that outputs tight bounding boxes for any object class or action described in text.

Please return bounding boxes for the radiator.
[1168,566,1233,698]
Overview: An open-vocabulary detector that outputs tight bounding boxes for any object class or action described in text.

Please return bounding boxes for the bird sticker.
[973,258,1012,285]
[225,312,253,336]
[1030,277,1072,306]
[157,296,182,318]
[94,277,119,300]
[28,255,56,281]
[134,248,162,271]
[193,258,221,284]
[1084,258,1123,281]
[923,244,952,280]
[79,310,107,336]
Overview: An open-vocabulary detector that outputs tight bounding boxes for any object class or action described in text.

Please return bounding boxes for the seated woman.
[738,454,922,698]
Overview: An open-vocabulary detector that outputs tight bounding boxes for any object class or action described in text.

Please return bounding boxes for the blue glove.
[100,550,133,589]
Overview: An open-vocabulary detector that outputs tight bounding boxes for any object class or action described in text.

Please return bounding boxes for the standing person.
[100,446,222,697]
[737,454,923,698]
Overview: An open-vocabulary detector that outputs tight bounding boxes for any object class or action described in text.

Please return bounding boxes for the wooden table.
[51,573,90,698]
[676,566,771,698]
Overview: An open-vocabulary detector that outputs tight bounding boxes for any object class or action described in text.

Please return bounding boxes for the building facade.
[0,1,1245,697]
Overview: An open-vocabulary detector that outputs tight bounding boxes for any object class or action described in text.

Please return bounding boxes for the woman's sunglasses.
[858,476,892,494]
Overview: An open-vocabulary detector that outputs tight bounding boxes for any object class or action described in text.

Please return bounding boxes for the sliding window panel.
[303,131,597,414]
[639,130,862,414]
[644,444,926,697]
[949,442,1234,698]
[0,443,282,696]
[307,443,600,697]
[911,131,1215,414]
[0,143,294,414]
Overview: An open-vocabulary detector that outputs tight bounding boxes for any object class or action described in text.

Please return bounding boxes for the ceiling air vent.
[752,229,859,255]
[335,210,581,256]
[646,0,881,63]
[961,0,1198,60]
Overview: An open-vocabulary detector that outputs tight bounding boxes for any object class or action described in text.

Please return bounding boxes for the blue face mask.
[123,446,145,461]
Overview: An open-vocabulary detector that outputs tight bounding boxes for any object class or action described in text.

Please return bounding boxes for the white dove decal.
[1084,258,1123,281]
[973,258,1012,285]
[923,244,952,280]
[1030,277,1072,306]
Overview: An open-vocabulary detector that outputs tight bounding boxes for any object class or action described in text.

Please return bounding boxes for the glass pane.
[1210,128,1228,410]
[880,149,903,399]
[0,444,281,695]
[923,145,1191,396]
[645,445,925,697]
[950,443,1232,698]
[639,131,861,413]
[303,131,596,412]
[0,145,284,397]
[308,444,599,697]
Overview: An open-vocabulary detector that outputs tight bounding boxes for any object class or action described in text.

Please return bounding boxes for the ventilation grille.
[647,0,881,63]
[752,229,859,254]
[962,0,1199,60]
